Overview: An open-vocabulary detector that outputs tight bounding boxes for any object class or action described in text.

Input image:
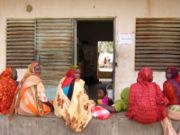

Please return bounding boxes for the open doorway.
[76,20,114,100]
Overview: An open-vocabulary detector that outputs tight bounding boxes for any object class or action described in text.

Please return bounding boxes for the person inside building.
[9,62,53,117]
[96,86,114,106]
[53,66,95,132]
[0,67,17,115]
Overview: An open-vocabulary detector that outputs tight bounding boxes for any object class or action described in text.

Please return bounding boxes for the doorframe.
[73,17,117,99]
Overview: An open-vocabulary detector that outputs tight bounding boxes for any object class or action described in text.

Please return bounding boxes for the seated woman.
[127,67,169,124]
[163,67,180,129]
[53,66,95,132]
[10,62,52,117]
[163,67,180,105]
[98,87,130,113]
[96,86,113,106]
[0,67,17,114]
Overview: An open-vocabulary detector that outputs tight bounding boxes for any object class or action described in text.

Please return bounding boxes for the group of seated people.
[0,61,180,134]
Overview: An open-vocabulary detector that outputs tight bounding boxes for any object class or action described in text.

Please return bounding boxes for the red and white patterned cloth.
[91,106,110,120]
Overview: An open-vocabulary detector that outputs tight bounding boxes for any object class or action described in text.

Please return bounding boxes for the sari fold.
[127,67,168,124]
[54,77,94,132]
[15,75,50,116]
[0,68,17,114]
[11,62,50,116]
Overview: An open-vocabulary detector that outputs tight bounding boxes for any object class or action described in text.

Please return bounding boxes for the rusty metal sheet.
[36,19,74,85]
[135,18,180,71]
[6,19,35,68]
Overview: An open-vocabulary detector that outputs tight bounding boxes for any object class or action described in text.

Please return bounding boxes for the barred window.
[6,18,74,85]
[135,18,180,71]
[6,19,35,68]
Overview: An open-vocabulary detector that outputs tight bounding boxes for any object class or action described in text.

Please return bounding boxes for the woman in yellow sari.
[53,66,95,132]
[10,62,52,116]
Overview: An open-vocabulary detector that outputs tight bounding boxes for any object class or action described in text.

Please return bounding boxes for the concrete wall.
[1,113,180,135]
[0,0,180,99]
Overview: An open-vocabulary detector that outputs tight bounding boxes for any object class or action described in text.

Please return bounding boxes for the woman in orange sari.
[0,67,17,114]
[54,66,95,132]
[10,62,52,116]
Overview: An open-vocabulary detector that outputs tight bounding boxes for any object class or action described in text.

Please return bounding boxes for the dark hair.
[98,86,107,95]
[11,68,17,80]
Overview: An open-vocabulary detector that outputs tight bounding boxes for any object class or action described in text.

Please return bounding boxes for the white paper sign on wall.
[118,33,134,45]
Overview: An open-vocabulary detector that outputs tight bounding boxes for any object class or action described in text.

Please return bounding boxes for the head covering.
[177,74,180,83]
[65,69,75,78]
[29,61,41,74]
[62,66,77,88]
[0,67,12,79]
[20,61,41,85]
[61,66,78,100]
[137,67,153,85]
[166,66,179,80]
[127,67,168,124]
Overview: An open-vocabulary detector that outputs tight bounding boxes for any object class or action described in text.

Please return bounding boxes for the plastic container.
[106,82,114,100]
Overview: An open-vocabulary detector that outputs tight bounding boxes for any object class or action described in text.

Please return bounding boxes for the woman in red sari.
[127,67,179,135]
[162,67,180,135]
[163,67,180,105]
[0,67,17,114]
[127,67,169,124]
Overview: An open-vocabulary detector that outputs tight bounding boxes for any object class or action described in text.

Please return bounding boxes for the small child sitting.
[92,87,113,120]
[96,87,114,106]
[95,87,130,113]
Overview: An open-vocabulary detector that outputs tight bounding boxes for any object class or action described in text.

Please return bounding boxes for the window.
[36,19,74,85]
[135,18,180,71]
[6,19,35,68]
[6,19,74,85]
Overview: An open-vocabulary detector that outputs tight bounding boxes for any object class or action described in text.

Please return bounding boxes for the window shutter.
[36,19,74,85]
[135,18,180,71]
[6,19,35,68]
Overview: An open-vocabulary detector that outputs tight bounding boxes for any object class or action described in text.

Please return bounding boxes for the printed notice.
[118,33,134,45]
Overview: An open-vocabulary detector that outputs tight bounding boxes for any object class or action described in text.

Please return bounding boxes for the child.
[92,87,113,120]
[97,87,130,113]
[96,87,114,106]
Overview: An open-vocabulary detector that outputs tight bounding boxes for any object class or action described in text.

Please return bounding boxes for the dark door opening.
[77,20,114,100]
